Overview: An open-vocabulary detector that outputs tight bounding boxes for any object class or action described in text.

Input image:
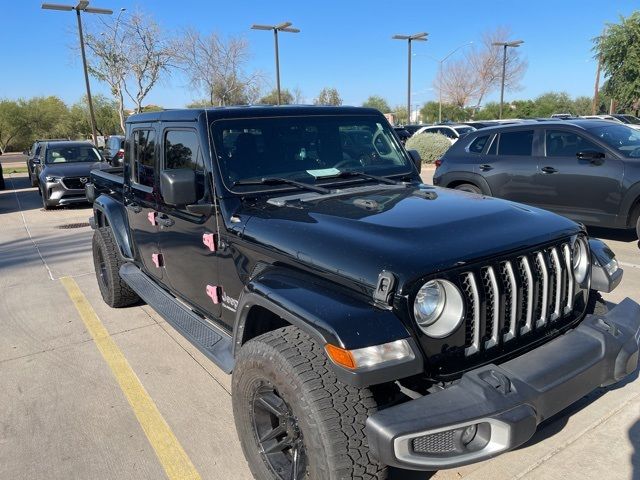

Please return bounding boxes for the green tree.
[530,91,574,117]
[391,105,408,125]
[419,101,470,123]
[67,95,120,139]
[258,89,294,105]
[595,12,640,111]
[0,100,28,153]
[314,87,342,106]
[362,95,391,113]
[474,102,501,120]
[572,96,593,116]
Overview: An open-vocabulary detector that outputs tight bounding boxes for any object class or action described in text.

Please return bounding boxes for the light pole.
[42,2,113,145]
[392,32,428,124]
[251,22,300,105]
[492,40,524,119]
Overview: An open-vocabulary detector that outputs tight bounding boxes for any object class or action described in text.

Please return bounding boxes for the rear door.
[156,125,222,319]
[124,125,163,281]
[534,128,623,225]
[478,128,540,204]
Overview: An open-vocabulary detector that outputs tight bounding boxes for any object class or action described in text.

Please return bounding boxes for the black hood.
[239,184,581,291]
[43,161,107,178]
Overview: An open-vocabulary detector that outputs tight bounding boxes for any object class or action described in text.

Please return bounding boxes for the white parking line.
[8,174,55,281]
[620,261,640,269]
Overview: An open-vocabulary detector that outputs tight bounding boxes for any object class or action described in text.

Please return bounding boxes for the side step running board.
[120,263,234,373]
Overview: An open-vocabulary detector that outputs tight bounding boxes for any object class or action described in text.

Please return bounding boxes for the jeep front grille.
[462,243,575,357]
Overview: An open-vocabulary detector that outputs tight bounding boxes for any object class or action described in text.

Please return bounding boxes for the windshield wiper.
[323,170,409,186]
[233,177,331,194]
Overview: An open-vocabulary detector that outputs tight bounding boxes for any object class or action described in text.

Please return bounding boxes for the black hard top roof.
[126,105,383,124]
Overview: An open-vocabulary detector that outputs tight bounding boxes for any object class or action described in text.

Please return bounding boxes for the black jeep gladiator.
[87,106,640,480]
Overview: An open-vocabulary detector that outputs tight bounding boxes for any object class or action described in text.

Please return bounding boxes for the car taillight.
[435,159,442,168]
[117,149,124,158]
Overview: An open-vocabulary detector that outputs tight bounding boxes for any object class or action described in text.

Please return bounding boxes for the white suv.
[414,124,476,144]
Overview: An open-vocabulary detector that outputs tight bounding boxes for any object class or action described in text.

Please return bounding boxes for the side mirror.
[23,150,29,155]
[160,169,197,207]
[408,149,422,171]
[576,150,605,161]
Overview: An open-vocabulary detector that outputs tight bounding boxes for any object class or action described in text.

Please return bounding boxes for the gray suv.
[433,119,640,237]
[35,141,107,209]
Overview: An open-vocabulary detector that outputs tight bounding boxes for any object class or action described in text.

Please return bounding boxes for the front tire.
[92,227,139,308]
[40,184,51,210]
[454,183,482,194]
[232,326,387,480]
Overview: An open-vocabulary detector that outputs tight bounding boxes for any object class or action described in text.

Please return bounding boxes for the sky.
[0,0,637,110]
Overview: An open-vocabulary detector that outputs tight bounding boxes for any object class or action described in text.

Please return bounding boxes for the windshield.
[587,124,640,158]
[211,115,413,191]
[46,145,101,164]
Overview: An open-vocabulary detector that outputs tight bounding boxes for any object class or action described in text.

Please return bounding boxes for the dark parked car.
[34,141,106,209]
[26,139,68,187]
[433,119,640,237]
[86,106,639,478]
[103,135,125,166]
[393,126,411,144]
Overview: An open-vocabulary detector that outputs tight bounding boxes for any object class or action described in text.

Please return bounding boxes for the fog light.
[460,424,477,446]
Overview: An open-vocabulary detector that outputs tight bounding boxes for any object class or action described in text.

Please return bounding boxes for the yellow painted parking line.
[60,276,202,480]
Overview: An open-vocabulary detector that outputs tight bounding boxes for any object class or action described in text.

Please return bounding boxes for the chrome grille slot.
[550,247,563,321]
[462,272,480,356]
[535,252,549,328]
[562,243,574,313]
[519,256,534,335]
[501,261,518,342]
[483,267,500,349]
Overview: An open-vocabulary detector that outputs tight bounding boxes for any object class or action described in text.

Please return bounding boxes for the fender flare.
[438,171,493,195]
[93,194,134,260]
[232,267,423,387]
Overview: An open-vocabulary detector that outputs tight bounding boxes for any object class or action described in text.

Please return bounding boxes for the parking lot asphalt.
[0,161,638,480]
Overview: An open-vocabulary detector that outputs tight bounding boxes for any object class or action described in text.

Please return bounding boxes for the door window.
[131,130,156,188]
[164,130,205,200]
[546,130,601,157]
[498,130,534,156]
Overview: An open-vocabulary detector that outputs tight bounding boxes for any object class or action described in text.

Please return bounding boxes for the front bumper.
[366,298,640,470]
[45,180,89,206]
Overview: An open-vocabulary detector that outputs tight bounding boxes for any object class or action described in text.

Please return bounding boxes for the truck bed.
[87,167,124,202]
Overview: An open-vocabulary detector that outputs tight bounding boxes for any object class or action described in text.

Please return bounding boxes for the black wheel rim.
[96,246,109,290]
[251,384,306,480]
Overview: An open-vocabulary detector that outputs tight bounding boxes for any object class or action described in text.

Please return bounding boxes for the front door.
[155,126,222,319]
[478,128,540,204]
[535,128,623,226]
[124,125,163,281]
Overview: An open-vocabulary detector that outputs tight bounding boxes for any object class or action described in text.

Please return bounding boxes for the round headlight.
[414,279,464,338]
[572,237,589,284]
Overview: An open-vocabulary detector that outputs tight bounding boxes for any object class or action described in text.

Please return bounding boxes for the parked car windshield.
[45,145,101,164]
[211,115,412,191]
[587,124,640,158]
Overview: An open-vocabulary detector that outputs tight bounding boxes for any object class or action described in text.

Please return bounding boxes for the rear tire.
[232,326,387,480]
[92,227,139,308]
[454,183,482,194]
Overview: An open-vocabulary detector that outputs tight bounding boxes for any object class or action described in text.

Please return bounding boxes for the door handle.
[127,203,142,213]
[541,166,558,174]
[479,164,493,171]
[156,215,174,228]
